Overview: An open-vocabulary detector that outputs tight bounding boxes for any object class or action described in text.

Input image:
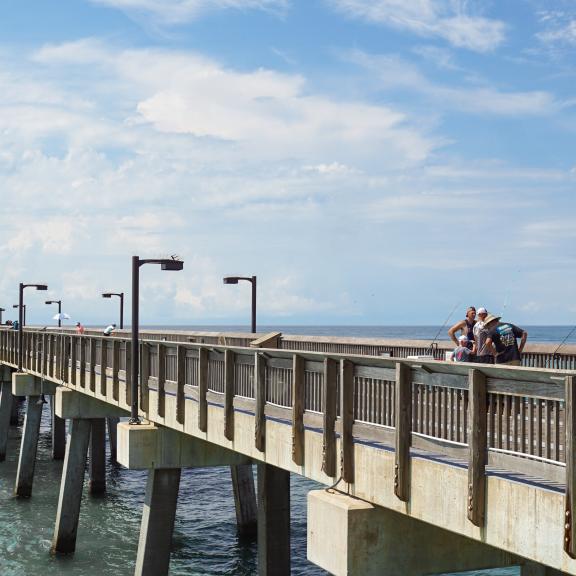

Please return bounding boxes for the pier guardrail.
[2,327,576,555]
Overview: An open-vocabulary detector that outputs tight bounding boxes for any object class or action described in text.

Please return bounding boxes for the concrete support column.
[14,396,44,498]
[89,418,106,495]
[51,396,66,460]
[107,417,119,461]
[0,380,14,461]
[134,468,181,576]
[51,418,91,554]
[10,396,20,426]
[257,462,291,576]
[231,464,257,537]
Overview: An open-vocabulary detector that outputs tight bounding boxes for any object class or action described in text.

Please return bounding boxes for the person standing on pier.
[75,322,85,334]
[472,307,494,364]
[103,323,116,336]
[484,315,528,366]
[450,335,474,362]
[448,306,476,349]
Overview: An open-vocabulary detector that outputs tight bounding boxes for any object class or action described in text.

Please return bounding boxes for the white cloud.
[90,0,289,23]
[329,0,506,52]
[537,10,576,47]
[348,51,558,116]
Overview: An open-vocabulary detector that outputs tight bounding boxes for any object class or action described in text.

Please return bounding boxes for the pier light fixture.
[223,275,257,334]
[102,292,124,329]
[130,256,184,424]
[0,308,4,324]
[13,304,27,326]
[18,283,48,371]
[45,299,62,327]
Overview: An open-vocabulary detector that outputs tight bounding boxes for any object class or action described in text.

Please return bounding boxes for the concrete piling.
[257,463,291,576]
[51,397,66,460]
[107,416,119,461]
[51,418,92,554]
[231,464,257,537]
[134,468,182,576]
[0,379,14,461]
[14,396,44,498]
[89,418,106,495]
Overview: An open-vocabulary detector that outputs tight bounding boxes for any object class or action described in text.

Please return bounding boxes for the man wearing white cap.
[473,308,494,364]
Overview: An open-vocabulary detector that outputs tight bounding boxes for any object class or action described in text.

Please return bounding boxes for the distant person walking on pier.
[472,307,494,364]
[484,315,528,366]
[103,323,116,336]
[450,335,473,362]
[76,322,85,335]
[448,306,476,349]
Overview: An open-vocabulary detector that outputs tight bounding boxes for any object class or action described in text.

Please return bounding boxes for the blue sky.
[0,0,575,326]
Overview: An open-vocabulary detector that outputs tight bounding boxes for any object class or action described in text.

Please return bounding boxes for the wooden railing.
[2,328,576,554]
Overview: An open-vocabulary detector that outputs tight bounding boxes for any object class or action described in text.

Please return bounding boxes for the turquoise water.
[1,325,557,575]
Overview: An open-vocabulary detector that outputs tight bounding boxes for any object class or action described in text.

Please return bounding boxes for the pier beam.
[134,468,181,576]
[14,390,44,498]
[231,464,258,537]
[308,490,519,576]
[89,418,106,495]
[0,370,14,461]
[257,462,291,576]
[51,418,92,554]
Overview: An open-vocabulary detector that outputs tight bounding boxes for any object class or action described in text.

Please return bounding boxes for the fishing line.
[429,301,461,355]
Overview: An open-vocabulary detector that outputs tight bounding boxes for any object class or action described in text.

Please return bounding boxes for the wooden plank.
[198,347,208,432]
[111,339,119,401]
[249,331,281,349]
[565,375,576,558]
[292,354,305,466]
[488,450,565,484]
[467,368,487,527]
[224,349,235,441]
[100,338,108,396]
[89,338,96,392]
[254,352,266,452]
[340,358,355,484]
[487,378,563,401]
[176,345,186,425]
[140,343,150,414]
[157,344,166,418]
[321,357,338,477]
[394,362,411,501]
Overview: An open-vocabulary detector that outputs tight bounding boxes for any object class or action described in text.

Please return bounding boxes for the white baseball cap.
[458,335,468,343]
[477,307,487,315]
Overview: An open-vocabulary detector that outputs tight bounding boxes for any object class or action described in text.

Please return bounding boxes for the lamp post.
[45,299,62,327]
[18,283,48,371]
[0,308,4,324]
[102,292,124,329]
[223,276,257,333]
[13,304,27,326]
[130,256,183,424]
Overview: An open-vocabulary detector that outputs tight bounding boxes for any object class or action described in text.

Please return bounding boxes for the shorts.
[474,355,494,364]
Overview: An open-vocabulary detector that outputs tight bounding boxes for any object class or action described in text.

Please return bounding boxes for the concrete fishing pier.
[1,327,576,575]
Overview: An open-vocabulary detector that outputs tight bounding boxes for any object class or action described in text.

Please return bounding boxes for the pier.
[1,327,576,575]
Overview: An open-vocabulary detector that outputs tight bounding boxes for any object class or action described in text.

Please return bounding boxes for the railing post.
[111,339,119,401]
[321,358,338,478]
[157,343,166,418]
[89,338,96,392]
[176,345,185,425]
[394,362,411,501]
[467,368,487,527]
[254,352,266,452]
[125,342,132,407]
[291,354,305,466]
[224,350,234,441]
[565,375,576,557]
[79,337,86,389]
[100,338,108,396]
[198,347,208,432]
[140,342,150,414]
[340,359,355,484]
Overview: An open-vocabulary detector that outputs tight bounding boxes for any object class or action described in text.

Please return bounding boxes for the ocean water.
[1,325,560,575]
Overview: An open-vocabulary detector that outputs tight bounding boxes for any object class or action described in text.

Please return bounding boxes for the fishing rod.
[429,301,461,356]
[552,324,576,368]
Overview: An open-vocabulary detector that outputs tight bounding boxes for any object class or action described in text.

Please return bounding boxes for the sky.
[0,0,575,327]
